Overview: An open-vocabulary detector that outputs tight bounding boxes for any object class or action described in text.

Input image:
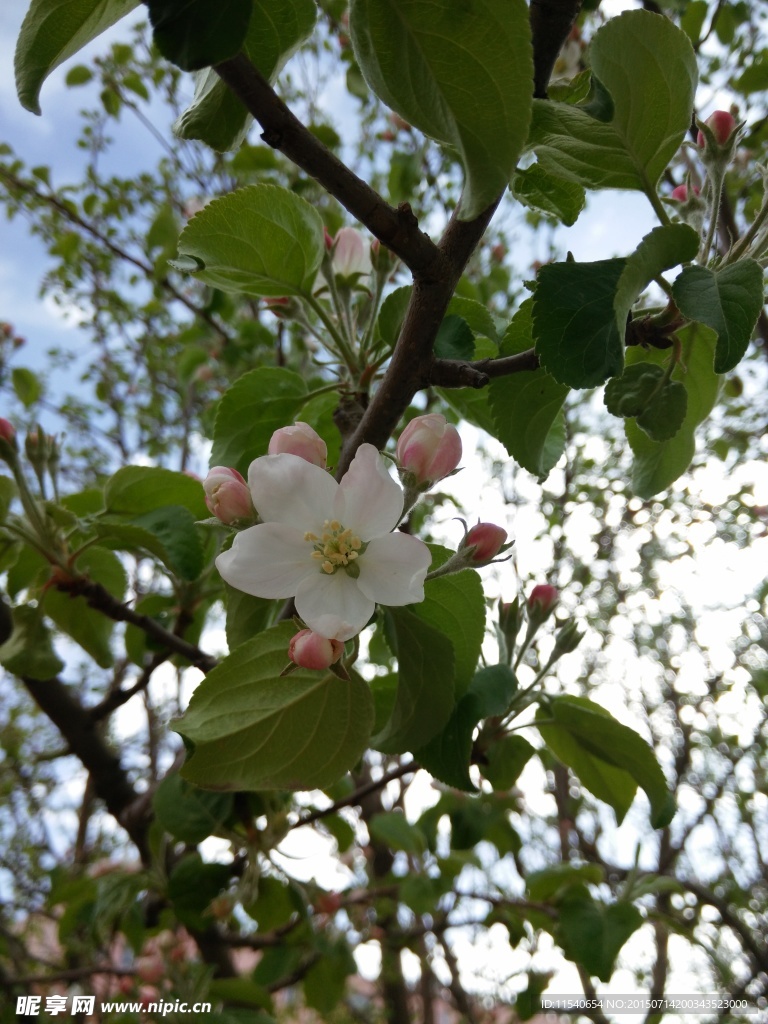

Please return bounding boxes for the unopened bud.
[288,629,344,671]
[332,226,372,279]
[268,422,327,467]
[0,419,16,445]
[697,110,737,148]
[552,620,584,656]
[203,466,254,524]
[527,583,559,623]
[25,429,49,467]
[499,597,521,639]
[396,413,462,489]
[461,522,509,565]
[670,184,700,202]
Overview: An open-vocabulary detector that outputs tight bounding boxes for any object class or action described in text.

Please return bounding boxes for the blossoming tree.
[1,0,767,1021]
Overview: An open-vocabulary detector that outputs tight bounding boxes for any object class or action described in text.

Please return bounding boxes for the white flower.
[216,443,431,641]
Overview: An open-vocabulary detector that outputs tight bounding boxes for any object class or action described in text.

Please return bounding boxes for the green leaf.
[483,734,535,791]
[11,367,42,407]
[434,315,474,361]
[245,875,303,931]
[526,863,604,902]
[167,854,232,930]
[172,185,324,297]
[0,604,64,680]
[146,0,253,71]
[211,366,309,476]
[372,609,455,755]
[414,549,485,696]
[635,380,687,442]
[557,891,643,982]
[538,713,638,825]
[417,664,518,791]
[604,361,688,442]
[173,0,316,151]
[511,164,586,226]
[446,295,500,344]
[614,224,700,337]
[153,773,234,844]
[177,623,374,791]
[533,258,627,388]
[0,477,17,521]
[672,259,764,373]
[303,940,356,1015]
[93,515,203,581]
[225,584,276,651]
[103,465,208,519]
[528,10,696,193]
[349,0,533,220]
[369,811,426,854]
[625,323,721,498]
[490,300,569,478]
[14,0,140,114]
[42,547,126,667]
[543,696,675,828]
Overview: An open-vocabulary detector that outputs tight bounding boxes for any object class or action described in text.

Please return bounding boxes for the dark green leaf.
[483,734,535,790]
[545,696,675,828]
[225,584,276,650]
[490,300,569,478]
[0,604,64,680]
[167,854,232,930]
[533,258,627,389]
[153,773,234,844]
[557,891,643,982]
[350,0,533,220]
[173,0,316,151]
[635,380,687,442]
[434,315,474,361]
[672,259,764,373]
[15,0,139,113]
[103,465,208,519]
[147,0,253,71]
[372,609,455,755]
[369,811,426,854]
[211,366,308,476]
[177,623,374,791]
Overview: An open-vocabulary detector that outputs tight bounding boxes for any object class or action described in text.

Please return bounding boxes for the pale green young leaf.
[172,185,325,297]
[177,623,374,791]
[626,323,721,498]
[15,0,139,114]
[350,0,533,220]
[511,164,586,226]
[614,224,700,337]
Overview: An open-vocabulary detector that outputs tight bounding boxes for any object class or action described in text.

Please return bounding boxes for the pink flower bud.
[462,523,508,565]
[203,466,254,524]
[697,110,737,148]
[324,227,334,251]
[0,419,16,443]
[396,414,462,487]
[135,955,165,985]
[332,227,372,278]
[268,422,327,467]
[288,629,344,670]
[528,584,559,622]
[670,184,699,202]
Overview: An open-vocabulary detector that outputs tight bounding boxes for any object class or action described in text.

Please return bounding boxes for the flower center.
[305,520,364,576]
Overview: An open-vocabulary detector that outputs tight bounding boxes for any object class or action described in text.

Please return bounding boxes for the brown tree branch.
[429,348,540,389]
[292,759,418,830]
[54,575,217,673]
[0,167,231,345]
[213,55,441,276]
[20,674,149,861]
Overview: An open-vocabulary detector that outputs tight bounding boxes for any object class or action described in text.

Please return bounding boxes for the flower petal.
[295,571,375,642]
[335,443,403,539]
[357,533,432,606]
[248,453,337,531]
[216,522,313,598]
